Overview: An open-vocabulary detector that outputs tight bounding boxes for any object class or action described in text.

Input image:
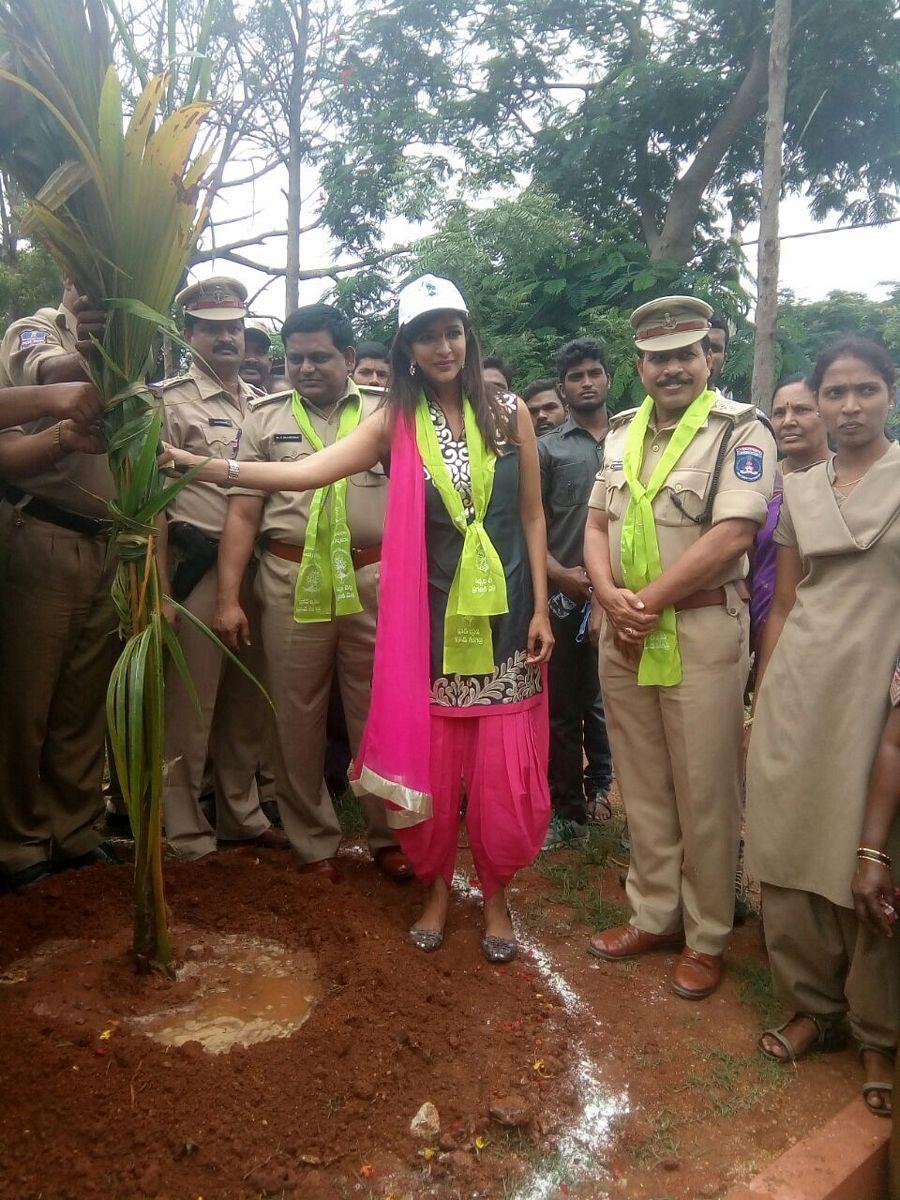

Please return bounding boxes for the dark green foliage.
[0,242,59,324]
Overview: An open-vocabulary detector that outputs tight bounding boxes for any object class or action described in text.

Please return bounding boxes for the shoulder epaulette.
[609,406,640,429]
[154,374,193,391]
[248,388,293,411]
[710,395,755,422]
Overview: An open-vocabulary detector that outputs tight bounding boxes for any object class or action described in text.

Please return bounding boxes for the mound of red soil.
[0,851,575,1200]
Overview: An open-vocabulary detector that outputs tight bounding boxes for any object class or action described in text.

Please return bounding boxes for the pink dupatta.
[349,414,433,827]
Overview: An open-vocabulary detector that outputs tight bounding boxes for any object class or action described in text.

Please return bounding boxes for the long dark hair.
[387,311,516,453]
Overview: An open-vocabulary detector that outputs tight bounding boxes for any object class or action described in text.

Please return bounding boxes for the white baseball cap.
[397,274,468,330]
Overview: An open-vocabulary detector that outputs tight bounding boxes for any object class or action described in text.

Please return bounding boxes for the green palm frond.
[0,0,217,976]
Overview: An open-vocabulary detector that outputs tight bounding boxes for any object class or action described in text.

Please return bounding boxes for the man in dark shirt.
[538,338,614,848]
[524,377,567,436]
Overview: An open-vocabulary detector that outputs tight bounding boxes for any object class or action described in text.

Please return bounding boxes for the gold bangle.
[857,847,892,867]
[53,422,63,454]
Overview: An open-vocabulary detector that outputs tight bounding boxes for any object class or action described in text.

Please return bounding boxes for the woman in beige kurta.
[746,337,900,1117]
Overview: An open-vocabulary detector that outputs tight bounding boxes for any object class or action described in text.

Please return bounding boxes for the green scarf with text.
[291,386,363,622]
[414,395,508,674]
[620,387,718,685]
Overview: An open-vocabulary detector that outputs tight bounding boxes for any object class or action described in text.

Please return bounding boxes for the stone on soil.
[410,1100,441,1140]
[489,1094,533,1127]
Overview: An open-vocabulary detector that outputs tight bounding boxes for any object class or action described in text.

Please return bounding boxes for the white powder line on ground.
[448,870,630,1200]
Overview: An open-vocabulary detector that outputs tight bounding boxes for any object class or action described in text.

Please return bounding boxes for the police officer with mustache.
[583,296,776,1001]
[159,277,287,860]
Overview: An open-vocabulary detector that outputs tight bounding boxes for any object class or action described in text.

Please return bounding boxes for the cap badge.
[663,311,675,330]
[424,281,437,296]
[212,285,225,304]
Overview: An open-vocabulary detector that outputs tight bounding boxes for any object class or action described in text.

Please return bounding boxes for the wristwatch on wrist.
[226,458,240,482]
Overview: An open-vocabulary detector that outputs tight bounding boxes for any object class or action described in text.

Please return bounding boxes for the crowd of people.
[0,269,896,1117]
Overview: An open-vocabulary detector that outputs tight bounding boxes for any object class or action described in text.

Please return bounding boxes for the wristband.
[226,458,240,482]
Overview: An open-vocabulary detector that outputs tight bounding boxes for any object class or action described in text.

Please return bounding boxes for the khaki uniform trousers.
[600,598,749,956]
[163,564,271,858]
[761,883,899,1052]
[0,505,119,874]
[256,551,393,863]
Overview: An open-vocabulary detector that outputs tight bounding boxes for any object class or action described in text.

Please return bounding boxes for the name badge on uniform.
[208,417,233,427]
[608,459,623,470]
[273,433,303,442]
[18,330,48,349]
[734,445,764,482]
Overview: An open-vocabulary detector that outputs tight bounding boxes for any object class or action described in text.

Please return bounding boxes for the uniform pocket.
[658,468,711,526]
[200,422,239,458]
[605,472,629,522]
[349,462,387,488]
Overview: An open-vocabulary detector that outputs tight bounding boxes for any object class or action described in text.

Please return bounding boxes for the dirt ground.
[0,803,862,1200]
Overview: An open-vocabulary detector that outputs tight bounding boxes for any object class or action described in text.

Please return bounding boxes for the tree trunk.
[283,0,310,318]
[284,144,302,316]
[650,43,768,264]
[751,0,793,413]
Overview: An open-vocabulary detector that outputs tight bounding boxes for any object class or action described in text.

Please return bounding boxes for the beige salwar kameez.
[746,444,900,1049]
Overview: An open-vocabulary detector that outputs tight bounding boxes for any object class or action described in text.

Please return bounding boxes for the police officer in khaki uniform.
[160,277,285,859]
[0,285,117,889]
[216,304,411,881]
[583,296,776,999]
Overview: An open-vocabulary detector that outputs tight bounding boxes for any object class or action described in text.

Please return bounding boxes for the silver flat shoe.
[408,927,444,952]
[481,935,518,964]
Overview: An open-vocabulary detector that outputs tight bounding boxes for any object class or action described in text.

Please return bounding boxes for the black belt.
[3,485,109,537]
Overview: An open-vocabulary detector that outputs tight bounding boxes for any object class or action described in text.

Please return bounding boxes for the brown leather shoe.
[588,923,684,961]
[298,857,340,882]
[373,845,414,882]
[218,827,290,851]
[671,947,723,999]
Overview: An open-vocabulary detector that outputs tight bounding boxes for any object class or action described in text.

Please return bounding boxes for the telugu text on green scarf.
[291,386,363,623]
[414,395,508,674]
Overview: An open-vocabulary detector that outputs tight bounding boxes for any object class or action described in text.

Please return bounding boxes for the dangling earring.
[409,360,417,377]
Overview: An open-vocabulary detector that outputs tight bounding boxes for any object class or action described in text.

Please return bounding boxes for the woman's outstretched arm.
[161,408,390,493]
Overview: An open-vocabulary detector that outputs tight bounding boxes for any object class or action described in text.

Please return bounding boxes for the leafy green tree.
[720,287,900,402]
[329,0,900,270]
[333,187,746,409]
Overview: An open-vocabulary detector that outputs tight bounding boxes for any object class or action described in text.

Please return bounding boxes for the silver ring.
[625,627,635,636]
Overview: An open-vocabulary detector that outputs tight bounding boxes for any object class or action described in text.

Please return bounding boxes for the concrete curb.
[725,1099,891,1200]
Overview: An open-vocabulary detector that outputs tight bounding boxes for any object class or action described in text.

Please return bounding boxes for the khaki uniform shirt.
[160,362,259,537]
[0,303,79,387]
[588,394,776,588]
[747,444,900,905]
[0,303,114,518]
[230,384,386,548]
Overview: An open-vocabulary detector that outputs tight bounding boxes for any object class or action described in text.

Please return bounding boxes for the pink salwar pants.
[398,701,550,899]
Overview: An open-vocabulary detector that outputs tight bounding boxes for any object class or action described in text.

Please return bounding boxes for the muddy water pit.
[0,856,608,1200]
[6,930,321,1054]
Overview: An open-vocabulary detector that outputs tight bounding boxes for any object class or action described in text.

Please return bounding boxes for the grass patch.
[334,786,366,838]
[733,960,782,1028]
[629,1108,681,1167]
[538,823,627,931]
[686,1043,790,1118]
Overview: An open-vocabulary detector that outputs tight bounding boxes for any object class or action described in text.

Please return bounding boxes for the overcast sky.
[195,177,900,328]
